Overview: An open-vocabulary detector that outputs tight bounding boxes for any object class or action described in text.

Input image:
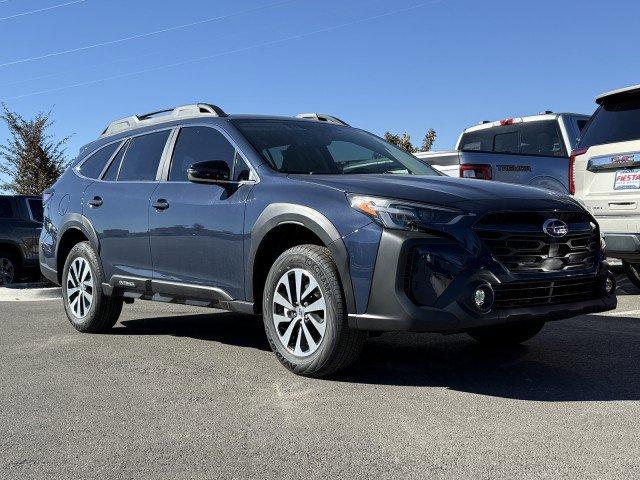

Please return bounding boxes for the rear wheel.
[0,252,17,285]
[467,320,544,345]
[262,245,366,377]
[62,242,123,333]
[622,261,640,290]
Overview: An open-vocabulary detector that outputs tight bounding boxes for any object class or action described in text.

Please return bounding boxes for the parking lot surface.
[2,274,640,479]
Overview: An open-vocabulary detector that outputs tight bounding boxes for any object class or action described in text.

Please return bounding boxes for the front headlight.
[347,194,464,231]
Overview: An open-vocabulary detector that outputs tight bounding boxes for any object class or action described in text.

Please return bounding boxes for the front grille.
[494,277,602,309]
[475,211,599,273]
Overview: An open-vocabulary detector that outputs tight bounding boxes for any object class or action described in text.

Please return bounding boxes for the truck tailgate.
[459,151,570,192]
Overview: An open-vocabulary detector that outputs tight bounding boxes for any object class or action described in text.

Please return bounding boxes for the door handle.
[152,199,170,211]
[88,196,103,208]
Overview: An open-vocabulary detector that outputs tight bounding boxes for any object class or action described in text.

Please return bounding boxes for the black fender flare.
[247,203,356,314]
[56,213,101,269]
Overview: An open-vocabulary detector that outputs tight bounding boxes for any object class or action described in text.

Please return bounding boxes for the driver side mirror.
[187,160,231,185]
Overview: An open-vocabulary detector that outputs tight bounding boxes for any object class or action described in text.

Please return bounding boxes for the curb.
[0,287,62,302]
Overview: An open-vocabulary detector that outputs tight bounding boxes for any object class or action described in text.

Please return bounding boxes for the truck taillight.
[568,148,588,195]
[499,118,514,126]
[460,164,492,180]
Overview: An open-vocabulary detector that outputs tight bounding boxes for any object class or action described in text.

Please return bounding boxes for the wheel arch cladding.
[248,203,356,315]
[56,215,100,283]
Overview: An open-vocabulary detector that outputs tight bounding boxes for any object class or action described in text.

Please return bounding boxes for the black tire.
[623,261,640,290]
[0,251,18,285]
[262,244,367,377]
[467,320,545,345]
[62,241,123,333]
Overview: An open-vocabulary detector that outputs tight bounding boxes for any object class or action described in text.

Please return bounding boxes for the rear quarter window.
[78,142,121,179]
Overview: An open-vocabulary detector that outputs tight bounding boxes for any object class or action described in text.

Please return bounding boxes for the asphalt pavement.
[1,273,640,479]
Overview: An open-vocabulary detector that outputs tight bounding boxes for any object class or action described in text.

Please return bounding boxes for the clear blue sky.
[0,0,639,183]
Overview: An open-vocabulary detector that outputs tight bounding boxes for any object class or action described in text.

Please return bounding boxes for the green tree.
[0,104,68,195]
[384,128,437,153]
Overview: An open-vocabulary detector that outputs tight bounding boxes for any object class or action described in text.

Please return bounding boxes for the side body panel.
[83,180,159,280]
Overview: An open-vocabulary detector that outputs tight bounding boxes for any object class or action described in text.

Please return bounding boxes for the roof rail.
[295,113,349,126]
[101,103,227,137]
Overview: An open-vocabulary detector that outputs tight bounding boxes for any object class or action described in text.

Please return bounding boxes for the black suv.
[40,104,617,377]
[1,195,43,285]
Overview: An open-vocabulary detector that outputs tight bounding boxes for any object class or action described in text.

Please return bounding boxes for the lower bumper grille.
[493,277,602,309]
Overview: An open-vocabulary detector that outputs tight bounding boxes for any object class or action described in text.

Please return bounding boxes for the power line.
[0,0,298,68]
[3,1,439,102]
[0,0,85,22]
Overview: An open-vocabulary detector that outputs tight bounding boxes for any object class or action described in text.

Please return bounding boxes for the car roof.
[463,112,588,133]
[596,84,640,104]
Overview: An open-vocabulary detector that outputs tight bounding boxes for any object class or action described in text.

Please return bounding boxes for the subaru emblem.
[543,218,569,237]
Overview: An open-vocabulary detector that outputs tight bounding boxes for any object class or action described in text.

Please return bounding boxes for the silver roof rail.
[295,113,349,126]
[101,103,227,137]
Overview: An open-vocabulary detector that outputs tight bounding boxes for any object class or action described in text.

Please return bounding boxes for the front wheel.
[467,320,545,345]
[622,261,640,290]
[62,242,123,333]
[262,245,367,377]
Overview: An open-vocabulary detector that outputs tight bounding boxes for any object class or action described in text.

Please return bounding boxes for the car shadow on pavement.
[337,313,640,401]
[113,312,271,352]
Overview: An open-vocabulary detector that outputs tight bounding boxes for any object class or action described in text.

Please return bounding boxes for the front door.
[149,125,252,300]
[83,129,171,281]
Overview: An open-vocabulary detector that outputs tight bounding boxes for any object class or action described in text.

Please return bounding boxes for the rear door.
[458,119,571,192]
[83,129,171,281]
[574,93,640,229]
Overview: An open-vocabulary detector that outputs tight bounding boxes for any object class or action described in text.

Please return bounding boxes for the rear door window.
[79,142,121,179]
[578,92,640,148]
[118,130,170,181]
[460,120,565,157]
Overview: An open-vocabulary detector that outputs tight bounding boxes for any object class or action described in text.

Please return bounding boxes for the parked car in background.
[40,104,615,377]
[456,112,589,192]
[572,84,640,288]
[0,195,43,285]
[414,151,459,176]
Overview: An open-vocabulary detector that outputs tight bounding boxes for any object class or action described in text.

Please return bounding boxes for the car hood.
[288,174,580,209]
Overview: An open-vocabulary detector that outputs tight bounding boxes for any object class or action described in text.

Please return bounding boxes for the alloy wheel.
[66,257,94,319]
[272,268,327,357]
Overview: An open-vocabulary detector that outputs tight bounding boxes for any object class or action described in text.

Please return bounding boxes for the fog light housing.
[604,273,616,296]
[472,283,494,312]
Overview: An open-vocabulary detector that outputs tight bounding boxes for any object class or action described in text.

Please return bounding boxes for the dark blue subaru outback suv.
[40,104,616,377]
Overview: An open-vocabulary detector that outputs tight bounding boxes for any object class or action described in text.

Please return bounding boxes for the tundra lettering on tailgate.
[497,165,532,172]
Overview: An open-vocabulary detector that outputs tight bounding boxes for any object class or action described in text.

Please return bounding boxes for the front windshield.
[231,119,438,175]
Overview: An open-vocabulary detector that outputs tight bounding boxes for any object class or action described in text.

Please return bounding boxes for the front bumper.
[348,230,616,333]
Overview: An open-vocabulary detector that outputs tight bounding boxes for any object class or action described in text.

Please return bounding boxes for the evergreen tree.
[0,104,68,195]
